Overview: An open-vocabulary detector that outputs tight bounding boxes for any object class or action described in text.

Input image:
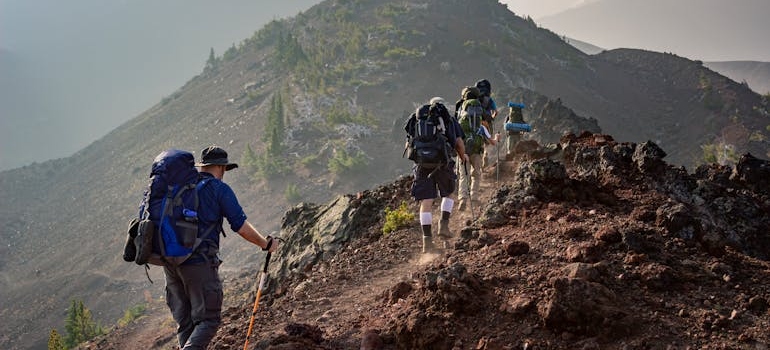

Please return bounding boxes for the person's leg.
[178,262,223,350]
[456,159,470,210]
[469,153,483,200]
[505,133,515,157]
[412,165,438,253]
[164,266,194,348]
[506,132,520,159]
[436,166,457,241]
[420,198,435,253]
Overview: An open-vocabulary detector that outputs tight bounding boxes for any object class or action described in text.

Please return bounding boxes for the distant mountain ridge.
[703,61,770,95]
[1,0,768,348]
[538,0,770,62]
[560,37,770,96]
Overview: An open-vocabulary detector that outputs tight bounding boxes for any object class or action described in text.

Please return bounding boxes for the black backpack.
[405,103,451,168]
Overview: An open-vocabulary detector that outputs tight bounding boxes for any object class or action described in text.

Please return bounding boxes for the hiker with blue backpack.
[404,97,468,253]
[504,102,528,160]
[124,146,278,349]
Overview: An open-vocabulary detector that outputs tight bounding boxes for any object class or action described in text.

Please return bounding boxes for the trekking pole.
[496,140,500,185]
[243,251,271,350]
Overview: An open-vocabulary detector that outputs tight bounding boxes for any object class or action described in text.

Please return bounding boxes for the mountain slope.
[1,0,769,348]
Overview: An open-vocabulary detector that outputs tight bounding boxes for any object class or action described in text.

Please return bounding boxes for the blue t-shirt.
[188,172,247,263]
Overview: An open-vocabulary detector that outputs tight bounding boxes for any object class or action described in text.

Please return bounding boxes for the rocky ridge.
[84,132,770,349]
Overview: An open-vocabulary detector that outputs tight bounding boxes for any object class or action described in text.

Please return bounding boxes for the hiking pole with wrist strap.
[243,248,272,350]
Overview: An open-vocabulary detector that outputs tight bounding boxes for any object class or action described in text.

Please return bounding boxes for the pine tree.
[205,47,218,72]
[241,144,258,174]
[264,93,285,157]
[47,329,65,350]
[64,299,104,348]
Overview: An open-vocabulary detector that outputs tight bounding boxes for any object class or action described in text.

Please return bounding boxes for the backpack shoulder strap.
[194,177,227,238]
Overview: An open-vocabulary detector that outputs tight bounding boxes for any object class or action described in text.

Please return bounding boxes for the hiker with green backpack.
[404,97,468,253]
[124,146,279,349]
[455,86,500,212]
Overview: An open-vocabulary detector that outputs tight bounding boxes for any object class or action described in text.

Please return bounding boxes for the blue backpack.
[132,149,216,266]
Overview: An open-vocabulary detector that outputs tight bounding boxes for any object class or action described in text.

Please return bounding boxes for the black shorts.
[410,163,456,200]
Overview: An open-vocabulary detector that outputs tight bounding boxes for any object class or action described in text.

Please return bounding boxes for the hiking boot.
[422,236,437,254]
[437,219,452,239]
[123,234,137,262]
[134,219,156,265]
[123,218,139,262]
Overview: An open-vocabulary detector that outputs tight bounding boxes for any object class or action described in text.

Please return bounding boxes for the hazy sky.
[502,0,770,62]
[500,0,599,18]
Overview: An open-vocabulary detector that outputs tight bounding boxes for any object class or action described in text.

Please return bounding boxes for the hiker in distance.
[455,86,500,212]
[404,97,468,253]
[474,79,499,170]
[167,146,279,349]
[505,102,526,160]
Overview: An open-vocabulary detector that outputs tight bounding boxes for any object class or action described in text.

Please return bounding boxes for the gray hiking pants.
[164,260,223,349]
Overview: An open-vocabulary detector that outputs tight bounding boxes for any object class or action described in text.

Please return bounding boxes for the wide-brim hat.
[195,145,238,171]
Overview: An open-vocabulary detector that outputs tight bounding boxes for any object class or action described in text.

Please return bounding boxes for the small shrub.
[328,148,369,176]
[383,201,415,234]
[285,183,302,203]
[118,304,147,327]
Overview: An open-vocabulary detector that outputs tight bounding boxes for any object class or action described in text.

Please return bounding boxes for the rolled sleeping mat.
[507,102,525,109]
[504,122,531,132]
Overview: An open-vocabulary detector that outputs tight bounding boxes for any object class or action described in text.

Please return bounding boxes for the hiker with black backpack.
[124,146,279,349]
[404,97,468,253]
[455,86,500,212]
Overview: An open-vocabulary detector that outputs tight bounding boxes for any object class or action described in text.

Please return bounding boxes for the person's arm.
[447,117,468,163]
[490,99,499,119]
[479,125,499,146]
[455,137,468,162]
[237,221,279,252]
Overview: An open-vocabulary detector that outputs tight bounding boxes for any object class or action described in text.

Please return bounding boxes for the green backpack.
[458,99,485,155]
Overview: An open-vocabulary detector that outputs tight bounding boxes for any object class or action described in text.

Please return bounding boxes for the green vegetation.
[324,106,376,128]
[204,47,219,72]
[382,201,415,234]
[264,94,286,156]
[63,299,104,348]
[701,142,739,165]
[241,92,291,181]
[117,303,147,327]
[749,130,767,142]
[377,3,409,18]
[47,329,65,350]
[275,32,307,69]
[463,39,498,57]
[223,43,239,61]
[328,147,369,176]
[383,47,422,60]
[285,183,302,203]
[698,73,724,111]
